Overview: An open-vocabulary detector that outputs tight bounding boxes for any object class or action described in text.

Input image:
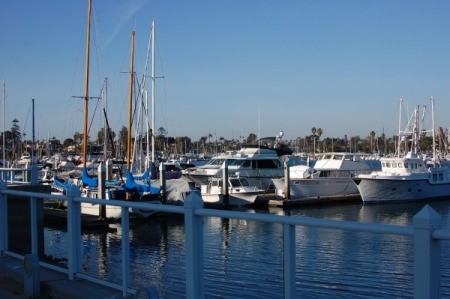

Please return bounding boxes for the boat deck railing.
[0,166,449,298]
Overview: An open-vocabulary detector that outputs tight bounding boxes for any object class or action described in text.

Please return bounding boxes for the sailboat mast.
[31,98,35,165]
[126,31,135,171]
[2,80,5,166]
[82,0,92,169]
[151,21,156,163]
[103,78,108,162]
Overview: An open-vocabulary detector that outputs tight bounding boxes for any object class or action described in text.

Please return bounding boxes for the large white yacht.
[354,98,450,203]
[183,133,306,190]
[272,152,381,199]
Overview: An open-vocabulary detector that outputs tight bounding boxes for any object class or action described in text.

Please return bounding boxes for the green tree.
[246,133,257,144]
[11,119,21,159]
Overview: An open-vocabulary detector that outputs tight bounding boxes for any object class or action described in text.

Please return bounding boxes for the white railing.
[1,175,450,298]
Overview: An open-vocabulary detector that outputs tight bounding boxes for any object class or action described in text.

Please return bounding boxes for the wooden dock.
[44,208,115,230]
[265,194,361,208]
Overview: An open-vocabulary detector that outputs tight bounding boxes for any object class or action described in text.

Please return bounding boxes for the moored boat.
[273,152,381,200]
[354,97,450,203]
[201,176,264,206]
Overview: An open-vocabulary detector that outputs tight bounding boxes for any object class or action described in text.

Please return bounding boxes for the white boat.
[201,176,263,206]
[354,97,450,203]
[272,152,381,199]
[184,135,305,190]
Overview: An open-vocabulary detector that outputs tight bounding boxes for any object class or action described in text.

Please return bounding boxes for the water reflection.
[44,199,450,298]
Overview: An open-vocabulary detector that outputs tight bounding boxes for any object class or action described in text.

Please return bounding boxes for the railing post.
[284,224,295,299]
[184,191,204,299]
[121,206,131,297]
[413,205,441,299]
[30,165,39,186]
[66,185,82,281]
[30,197,38,255]
[0,181,8,255]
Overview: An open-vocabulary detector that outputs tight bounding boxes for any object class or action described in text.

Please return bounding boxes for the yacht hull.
[273,178,359,199]
[355,177,450,203]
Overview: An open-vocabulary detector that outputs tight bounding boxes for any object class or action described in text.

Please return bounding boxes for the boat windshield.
[207,158,226,166]
[228,159,251,167]
[230,178,250,187]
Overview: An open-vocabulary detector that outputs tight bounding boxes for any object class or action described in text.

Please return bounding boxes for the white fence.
[1,168,450,298]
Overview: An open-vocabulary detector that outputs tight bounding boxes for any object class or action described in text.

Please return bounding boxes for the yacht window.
[255,159,279,169]
[433,173,438,181]
[392,163,397,168]
[319,171,329,178]
[229,159,250,167]
[439,173,443,181]
[211,180,220,187]
[333,155,343,160]
[382,162,386,167]
[229,179,240,187]
[209,159,225,166]
[386,162,391,168]
[323,155,332,160]
[240,179,250,186]
[403,163,407,168]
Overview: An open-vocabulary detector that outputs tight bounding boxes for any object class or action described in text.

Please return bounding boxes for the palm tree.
[311,127,317,155]
[369,131,376,153]
[317,128,323,152]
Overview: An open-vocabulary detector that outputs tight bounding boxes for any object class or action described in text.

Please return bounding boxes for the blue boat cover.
[53,175,73,190]
[124,171,160,194]
[82,168,98,187]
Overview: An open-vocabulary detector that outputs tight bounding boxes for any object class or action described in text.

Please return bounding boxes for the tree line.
[1,119,448,162]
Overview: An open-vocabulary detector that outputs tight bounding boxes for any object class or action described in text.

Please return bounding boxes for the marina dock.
[0,255,128,298]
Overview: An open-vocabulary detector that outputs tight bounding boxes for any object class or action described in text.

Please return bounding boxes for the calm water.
[44,199,450,298]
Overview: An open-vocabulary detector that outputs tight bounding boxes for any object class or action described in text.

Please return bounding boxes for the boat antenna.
[397,98,403,157]
[258,105,261,152]
[431,96,436,165]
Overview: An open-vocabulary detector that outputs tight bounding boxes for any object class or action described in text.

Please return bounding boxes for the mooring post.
[413,204,441,299]
[98,163,106,218]
[222,160,229,205]
[66,185,82,280]
[0,181,8,255]
[105,158,112,181]
[284,161,290,199]
[184,192,204,299]
[160,163,166,204]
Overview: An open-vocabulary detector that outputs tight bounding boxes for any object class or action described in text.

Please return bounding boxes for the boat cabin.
[380,157,427,174]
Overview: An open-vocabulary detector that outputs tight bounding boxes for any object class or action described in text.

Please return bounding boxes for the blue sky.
[1,0,449,144]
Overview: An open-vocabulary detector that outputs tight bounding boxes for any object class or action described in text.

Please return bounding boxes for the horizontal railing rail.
[0,175,448,298]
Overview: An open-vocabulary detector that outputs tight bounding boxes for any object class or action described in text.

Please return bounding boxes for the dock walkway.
[0,255,129,299]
